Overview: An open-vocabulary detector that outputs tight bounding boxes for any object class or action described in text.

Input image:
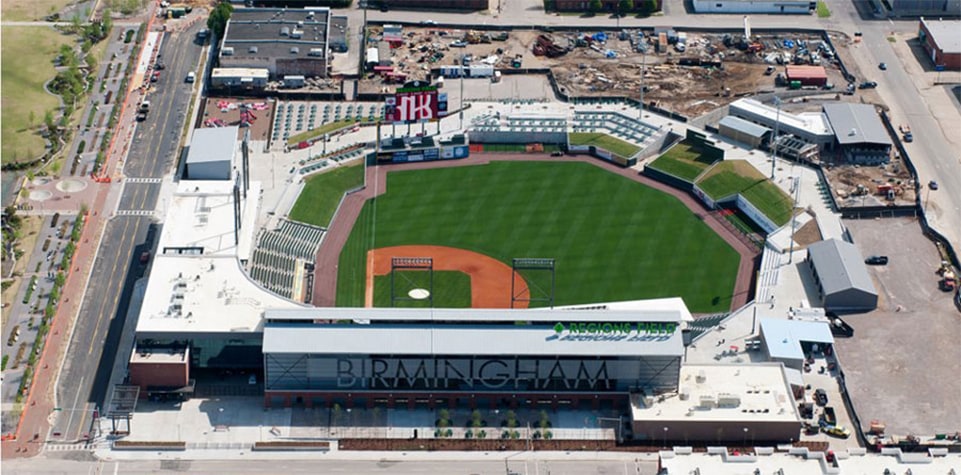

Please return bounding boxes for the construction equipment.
[940,270,957,292]
[532,35,567,58]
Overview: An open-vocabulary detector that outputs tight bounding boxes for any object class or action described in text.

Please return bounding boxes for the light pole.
[770,96,781,179]
[788,175,801,263]
[662,426,669,448]
[743,427,749,448]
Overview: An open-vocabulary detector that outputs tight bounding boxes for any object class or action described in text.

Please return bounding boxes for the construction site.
[821,158,917,208]
[360,25,850,116]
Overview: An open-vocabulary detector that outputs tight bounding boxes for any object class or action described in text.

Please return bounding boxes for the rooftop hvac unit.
[297,21,304,26]
[717,393,742,408]
[291,29,303,39]
[280,26,290,36]
[696,370,707,383]
[222,47,234,56]
[290,47,299,54]
[679,390,690,401]
[309,48,323,57]
[248,46,258,53]
[698,395,717,409]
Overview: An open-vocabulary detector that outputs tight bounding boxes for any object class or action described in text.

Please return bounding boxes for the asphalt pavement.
[50,21,207,442]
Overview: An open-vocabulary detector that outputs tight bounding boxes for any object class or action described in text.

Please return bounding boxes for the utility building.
[822,103,892,165]
[919,17,961,71]
[806,239,878,312]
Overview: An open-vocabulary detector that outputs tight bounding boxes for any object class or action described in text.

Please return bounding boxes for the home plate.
[408,288,430,300]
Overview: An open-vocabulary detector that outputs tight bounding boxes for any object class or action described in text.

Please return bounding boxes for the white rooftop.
[761,318,835,362]
[730,98,834,137]
[135,256,301,335]
[136,180,303,335]
[158,180,256,257]
[264,297,692,324]
[263,323,684,357]
[631,364,800,423]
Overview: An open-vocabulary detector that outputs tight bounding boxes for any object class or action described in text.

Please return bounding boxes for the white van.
[185,71,196,83]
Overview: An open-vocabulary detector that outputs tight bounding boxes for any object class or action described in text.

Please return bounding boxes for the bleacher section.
[686,312,733,343]
[272,102,385,143]
[571,111,662,150]
[469,114,569,135]
[246,219,326,299]
[299,145,367,175]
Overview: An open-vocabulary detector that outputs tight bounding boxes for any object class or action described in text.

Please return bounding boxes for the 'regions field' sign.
[553,322,677,336]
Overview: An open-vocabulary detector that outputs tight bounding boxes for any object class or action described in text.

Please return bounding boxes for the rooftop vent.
[249,46,258,53]
[290,47,299,54]
[222,47,234,56]
[280,26,290,36]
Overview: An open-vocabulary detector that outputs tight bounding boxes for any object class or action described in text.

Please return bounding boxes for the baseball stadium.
[127,102,760,417]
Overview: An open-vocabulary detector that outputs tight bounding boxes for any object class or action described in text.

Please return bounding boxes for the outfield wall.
[736,194,780,234]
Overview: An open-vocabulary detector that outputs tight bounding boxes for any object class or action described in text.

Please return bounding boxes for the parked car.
[450,40,468,48]
[824,425,851,439]
[550,151,563,157]
[929,180,939,190]
[814,388,828,406]
[865,255,889,265]
[878,62,887,70]
[858,81,878,89]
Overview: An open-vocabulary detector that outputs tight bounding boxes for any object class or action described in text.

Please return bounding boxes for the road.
[2,455,659,475]
[50,21,207,442]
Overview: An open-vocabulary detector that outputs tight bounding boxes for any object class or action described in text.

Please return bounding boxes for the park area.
[288,162,364,228]
[1,26,73,165]
[334,161,740,312]
[568,132,641,158]
[695,160,795,226]
[647,140,721,182]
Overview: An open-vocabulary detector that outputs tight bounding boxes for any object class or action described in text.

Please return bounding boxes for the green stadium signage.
[553,322,677,336]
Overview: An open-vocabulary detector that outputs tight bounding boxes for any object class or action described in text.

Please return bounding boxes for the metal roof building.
[184,126,239,180]
[718,115,771,148]
[822,103,892,165]
[805,239,878,312]
[759,318,834,370]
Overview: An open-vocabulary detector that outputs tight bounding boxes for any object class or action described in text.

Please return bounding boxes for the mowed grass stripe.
[336,161,740,312]
[289,162,364,227]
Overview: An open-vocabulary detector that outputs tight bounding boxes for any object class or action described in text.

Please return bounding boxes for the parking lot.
[834,217,961,437]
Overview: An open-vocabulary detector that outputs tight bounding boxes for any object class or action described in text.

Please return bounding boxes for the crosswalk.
[115,209,155,217]
[124,177,163,184]
[44,442,90,452]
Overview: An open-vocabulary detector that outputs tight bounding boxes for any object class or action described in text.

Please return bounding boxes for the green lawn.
[647,140,720,181]
[288,162,364,227]
[696,160,794,226]
[568,132,641,158]
[1,26,72,164]
[816,1,831,18]
[373,270,471,308]
[740,181,795,226]
[1,0,73,21]
[336,161,740,312]
[286,119,358,146]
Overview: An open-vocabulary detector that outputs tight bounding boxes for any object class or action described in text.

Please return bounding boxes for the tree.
[101,10,113,40]
[642,0,657,13]
[588,0,603,13]
[207,2,234,40]
[618,0,634,13]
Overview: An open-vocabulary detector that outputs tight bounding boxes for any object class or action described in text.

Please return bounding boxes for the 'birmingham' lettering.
[334,358,613,391]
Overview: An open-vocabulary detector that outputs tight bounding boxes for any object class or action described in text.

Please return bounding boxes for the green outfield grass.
[568,132,641,158]
[336,161,740,312]
[696,160,794,226]
[647,140,721,181]
[373,270,471,308]
[289,162,364,227]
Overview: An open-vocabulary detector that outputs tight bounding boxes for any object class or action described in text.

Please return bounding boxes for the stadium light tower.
[770,96,782,180]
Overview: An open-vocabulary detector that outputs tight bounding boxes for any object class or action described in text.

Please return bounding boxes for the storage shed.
[785,65,827,87]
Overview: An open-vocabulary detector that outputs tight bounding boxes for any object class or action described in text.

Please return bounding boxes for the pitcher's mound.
[408,288,431,300]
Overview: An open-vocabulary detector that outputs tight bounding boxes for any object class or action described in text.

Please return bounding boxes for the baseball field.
[333,160,741,313]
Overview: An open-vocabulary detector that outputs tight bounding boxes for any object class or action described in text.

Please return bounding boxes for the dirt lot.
[834,217,961,438]
[361,27,847,117]
[822,156,916,207]
[200,97,275,141]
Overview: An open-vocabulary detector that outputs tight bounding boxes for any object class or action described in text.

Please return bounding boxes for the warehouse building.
[888,0,961,18]
[718,115,771,148]
[261,305,687,409]
[184,126,240,180]
[691,0,814,14]
[918,17,961,71]
[822,103,892,165]
[806,239,878,312]
[219,8,346,78]
[631,363,801,443]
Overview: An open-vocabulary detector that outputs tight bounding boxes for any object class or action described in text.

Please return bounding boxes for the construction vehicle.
[940,270,957,292]
[819,406,837,428]
[511,55,523,68]
[532,35,567,58]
